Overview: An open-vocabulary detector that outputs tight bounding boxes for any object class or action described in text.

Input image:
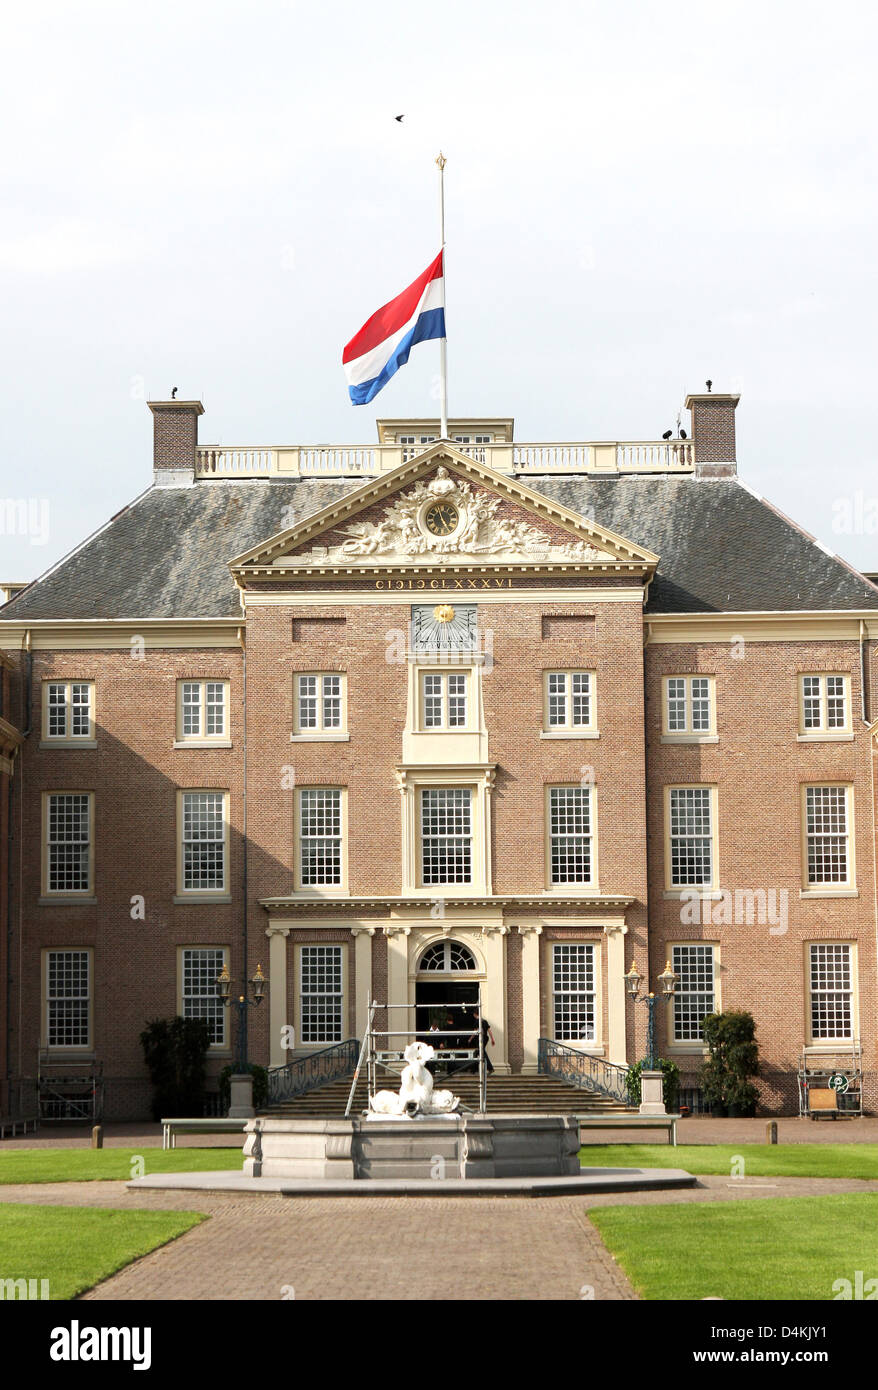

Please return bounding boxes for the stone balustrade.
[194,439,695,479]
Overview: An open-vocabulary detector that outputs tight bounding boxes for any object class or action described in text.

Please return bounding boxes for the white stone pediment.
[278,469,615,568]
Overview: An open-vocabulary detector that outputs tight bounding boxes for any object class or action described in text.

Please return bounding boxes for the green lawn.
[0,1147,241,1185]
[579,1142,878,1180]
[591,1194,878,1300]
[0,1203,204,1299]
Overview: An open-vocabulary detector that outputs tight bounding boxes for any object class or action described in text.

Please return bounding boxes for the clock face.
[424,501,459,537]
[412,604,477,652]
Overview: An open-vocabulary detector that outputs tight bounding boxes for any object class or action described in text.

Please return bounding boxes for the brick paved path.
[3,1176,878,1301]
[66,1189,633,1301]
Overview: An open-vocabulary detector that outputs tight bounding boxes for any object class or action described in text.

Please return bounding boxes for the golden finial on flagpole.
[435,151,446,171]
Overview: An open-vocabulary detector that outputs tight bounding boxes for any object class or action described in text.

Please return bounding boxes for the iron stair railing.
[537,1038,631,1105]
[266,1039,359,1105]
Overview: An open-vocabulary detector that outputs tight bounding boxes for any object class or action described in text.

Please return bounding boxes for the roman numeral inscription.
[374,577,513,589]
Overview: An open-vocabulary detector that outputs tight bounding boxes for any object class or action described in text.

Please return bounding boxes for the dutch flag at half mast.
[342,251,445,406]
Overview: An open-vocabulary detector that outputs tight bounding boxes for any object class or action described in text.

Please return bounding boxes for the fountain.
[243,1034,581,1180]
[126,999,696,1196]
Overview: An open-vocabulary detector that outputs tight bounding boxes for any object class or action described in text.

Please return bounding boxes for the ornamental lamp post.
[625,959,677,1115]
[216,964,268,1116]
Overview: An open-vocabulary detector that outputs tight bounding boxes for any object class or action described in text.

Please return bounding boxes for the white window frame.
[179,946,229,1050]
[661,675,717,742]
[665,786,718,892]
[295,787,346,892]
[398,767,492,897]
[298,944,345,1045]
[417,940,478,972]
[42,791,94,898]
[43,948,92,1051]
[802,784,855,894]
[669,944,718,1048]
[420,787,474,887]
[550,942,599,1046]
[541,671,597,738]
[42,681,95,747]
[176,790,230,899]
[291,673,349,741]
[798,674,852,741]
[418,669,470,732]
[400,435,437,460]
[175,680,231,747]
[806,942,857,1046]
[546,786,596,889]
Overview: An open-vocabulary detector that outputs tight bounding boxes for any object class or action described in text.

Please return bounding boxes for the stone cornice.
[0,618,242,651]
[0,716,23,757]
[645,611,878,643]
[259,893,635,914]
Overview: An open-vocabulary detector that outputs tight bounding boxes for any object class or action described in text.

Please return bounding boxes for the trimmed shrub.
[140,1016,211,1121]
[699,1010,760,1117]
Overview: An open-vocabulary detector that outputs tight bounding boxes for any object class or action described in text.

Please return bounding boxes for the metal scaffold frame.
[345,989,488,1117]
[37,1050,104,1122]
[797,1039,863,1118]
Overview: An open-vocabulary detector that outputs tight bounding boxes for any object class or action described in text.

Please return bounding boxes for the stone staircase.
[261,1070,635,1119]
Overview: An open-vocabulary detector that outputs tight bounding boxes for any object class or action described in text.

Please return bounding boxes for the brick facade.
[0,657,22,1114]
[646,640,877,1111]
[2,423,876,1120]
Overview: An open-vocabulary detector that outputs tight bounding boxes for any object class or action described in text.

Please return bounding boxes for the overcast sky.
[2,0,877,583]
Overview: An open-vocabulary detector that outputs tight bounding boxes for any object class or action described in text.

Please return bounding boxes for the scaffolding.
[797,1040,863,1119]
[37,1052,104,1122]
[345,991,488,1117]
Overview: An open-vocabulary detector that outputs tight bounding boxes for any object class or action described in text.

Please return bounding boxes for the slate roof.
[2,472,877,620]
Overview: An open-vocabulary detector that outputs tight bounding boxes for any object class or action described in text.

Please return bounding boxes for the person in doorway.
[426,1019,441,1076]
[466,1012,495,1074]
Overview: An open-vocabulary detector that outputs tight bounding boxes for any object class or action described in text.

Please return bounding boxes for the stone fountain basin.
[243,1113,581,1181]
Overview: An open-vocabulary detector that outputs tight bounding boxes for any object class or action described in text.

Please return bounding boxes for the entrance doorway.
[415,938,481,1074]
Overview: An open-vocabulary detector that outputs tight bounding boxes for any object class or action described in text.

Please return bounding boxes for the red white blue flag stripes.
[342,252,445,405]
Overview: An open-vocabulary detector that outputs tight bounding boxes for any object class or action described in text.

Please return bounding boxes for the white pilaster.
[517,924,543,1074]
[479,925,509,1072]
[265,925,290,1067]
[603,923,629,1065]
[384,925,412,1041]
[350,927,375,1040]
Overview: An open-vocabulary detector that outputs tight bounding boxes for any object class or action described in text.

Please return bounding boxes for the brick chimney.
[685,392,739,479]
[147,399,204,486]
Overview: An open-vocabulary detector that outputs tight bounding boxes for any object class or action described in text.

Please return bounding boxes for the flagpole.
[436,151,448,439]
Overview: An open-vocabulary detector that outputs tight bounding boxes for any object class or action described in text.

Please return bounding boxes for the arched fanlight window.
[418,940,477,972]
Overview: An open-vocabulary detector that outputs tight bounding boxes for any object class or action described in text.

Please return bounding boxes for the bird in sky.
[395,114,405,122]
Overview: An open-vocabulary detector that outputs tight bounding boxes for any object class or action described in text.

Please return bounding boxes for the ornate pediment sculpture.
[305,468,611,566]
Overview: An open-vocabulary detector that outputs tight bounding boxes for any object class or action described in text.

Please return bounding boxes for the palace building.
[0,392,876,1119]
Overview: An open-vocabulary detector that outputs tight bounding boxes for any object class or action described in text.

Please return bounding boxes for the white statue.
[369,1041,460,1116]
[427,466,457,496]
